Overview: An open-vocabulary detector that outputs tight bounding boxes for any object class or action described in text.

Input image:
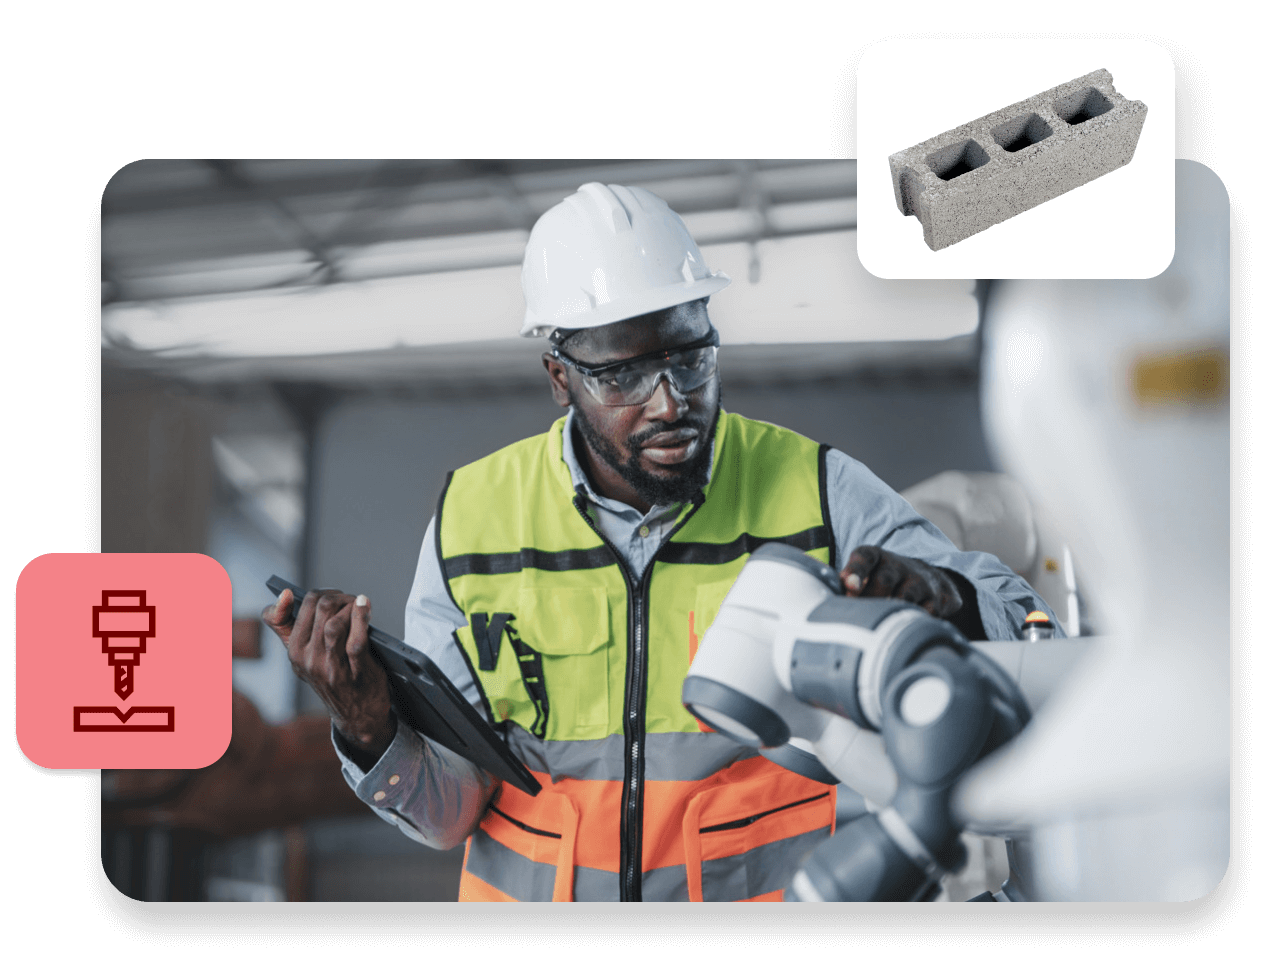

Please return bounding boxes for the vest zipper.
[625,494,704,900]
[624,579,647,901]
[572,489,705,902]
[571,493,640,900]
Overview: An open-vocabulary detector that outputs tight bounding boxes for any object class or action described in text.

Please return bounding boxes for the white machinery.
[682,160,1229,901]
[682,542,1088,900]
[955,159,1230,901]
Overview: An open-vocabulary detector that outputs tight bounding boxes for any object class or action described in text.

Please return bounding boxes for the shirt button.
[388,774,400,786]
[373,790,386,801]
[638,525,650,538]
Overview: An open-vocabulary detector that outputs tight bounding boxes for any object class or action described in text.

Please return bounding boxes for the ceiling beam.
[203,159,339,284]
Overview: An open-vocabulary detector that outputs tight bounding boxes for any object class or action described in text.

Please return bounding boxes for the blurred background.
[100,159,1088,902]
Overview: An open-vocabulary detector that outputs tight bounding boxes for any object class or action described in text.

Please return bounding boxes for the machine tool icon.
[73,590,175,732]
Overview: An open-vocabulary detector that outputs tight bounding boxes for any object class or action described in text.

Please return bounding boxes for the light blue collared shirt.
[561,406,700,582]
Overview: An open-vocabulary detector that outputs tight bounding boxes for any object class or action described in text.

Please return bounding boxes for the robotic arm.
[681,542,1088,901]
[693,165,1228,903]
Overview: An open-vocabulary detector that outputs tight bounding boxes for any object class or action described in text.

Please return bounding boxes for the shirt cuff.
[331,713,498,850]
[332,715,418,803]
[332,717,396,774]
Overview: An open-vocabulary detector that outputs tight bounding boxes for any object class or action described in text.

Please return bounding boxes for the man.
[263,182,1057,902]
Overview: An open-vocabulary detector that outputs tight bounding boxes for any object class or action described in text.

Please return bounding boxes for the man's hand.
[840,545,963,620]
[262,588,396,758]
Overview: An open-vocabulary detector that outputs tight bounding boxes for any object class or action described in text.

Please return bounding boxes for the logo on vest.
[469,612,549,739]
[470,612,513,671]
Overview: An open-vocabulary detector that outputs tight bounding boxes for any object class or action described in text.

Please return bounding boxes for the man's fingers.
[900,577,931,608]
[841,545,880,577]
[842,545,903,598]
[347,595,373,677]
[293,591,320,642]
[307,591,346,640]
[841,545,880,595]
[262,588,292,626]
[869,560,904,598]
[274,586,392,750]
[261,589,294,642]
[322,603,353,653]
[288,591,330,670]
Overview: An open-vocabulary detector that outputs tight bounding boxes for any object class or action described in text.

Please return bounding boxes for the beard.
[570,380,721,508]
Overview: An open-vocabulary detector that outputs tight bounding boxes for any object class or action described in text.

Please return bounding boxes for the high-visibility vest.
[438,411,838,901]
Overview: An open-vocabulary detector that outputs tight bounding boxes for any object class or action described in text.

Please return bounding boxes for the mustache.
[626,417,709,452]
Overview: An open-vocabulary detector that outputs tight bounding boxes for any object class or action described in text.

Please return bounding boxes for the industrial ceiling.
[102,159,858,304]
[100,159,978,388]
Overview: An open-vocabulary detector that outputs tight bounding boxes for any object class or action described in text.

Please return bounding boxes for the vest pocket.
[680,771,836,901]
[463,789,581,901]
[517,586,612,740]
[456,586,614,740]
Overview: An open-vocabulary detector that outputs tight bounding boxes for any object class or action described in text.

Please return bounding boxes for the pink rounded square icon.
[17,553,232,769]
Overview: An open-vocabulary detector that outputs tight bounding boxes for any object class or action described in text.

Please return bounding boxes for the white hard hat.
[519,182,731,339]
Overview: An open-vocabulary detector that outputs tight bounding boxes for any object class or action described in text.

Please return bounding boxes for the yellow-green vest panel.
[439,411,832,743]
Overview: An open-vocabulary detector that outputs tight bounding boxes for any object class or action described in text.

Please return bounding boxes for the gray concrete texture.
[889,69,1147,250]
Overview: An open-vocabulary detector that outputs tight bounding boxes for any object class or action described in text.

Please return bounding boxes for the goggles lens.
[557,333,720,406]
[585,345,718,406]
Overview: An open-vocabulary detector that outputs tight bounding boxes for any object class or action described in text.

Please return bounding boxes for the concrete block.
[889,69,1147,250]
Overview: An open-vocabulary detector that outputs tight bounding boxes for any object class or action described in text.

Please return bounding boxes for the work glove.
[840,545,964,620]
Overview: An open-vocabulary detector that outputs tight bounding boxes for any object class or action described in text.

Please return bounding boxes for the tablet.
[266,576,541,797]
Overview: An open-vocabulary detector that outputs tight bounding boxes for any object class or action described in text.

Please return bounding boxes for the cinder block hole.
[991,112,1054,152]
[1053,87,1113,125]
[925,139,991,182]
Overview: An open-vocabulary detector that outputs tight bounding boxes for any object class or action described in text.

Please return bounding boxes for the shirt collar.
[562,407,712,520]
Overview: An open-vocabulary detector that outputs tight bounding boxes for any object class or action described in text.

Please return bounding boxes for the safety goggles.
[553,329,720,406]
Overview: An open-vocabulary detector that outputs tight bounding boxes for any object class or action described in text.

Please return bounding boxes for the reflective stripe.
[462,837,694,902]
[507,726,757,783]
[572,864,626,902]
[656,525,830,566]
[698,826,831,901]
[645,733,757,780]
[457,865,519,902]
[574,862,691,902]
[463,824,830,902]
[443,545,617,578]
[640,863,691,901]
[466,828,558,901]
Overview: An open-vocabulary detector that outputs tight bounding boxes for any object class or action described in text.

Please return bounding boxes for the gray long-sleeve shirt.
[334,409,1058,850]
